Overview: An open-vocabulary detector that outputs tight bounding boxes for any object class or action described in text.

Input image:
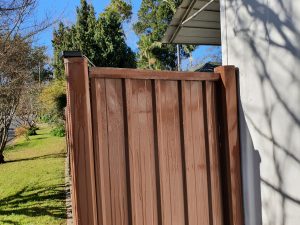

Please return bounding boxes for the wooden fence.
[64,56,244,225]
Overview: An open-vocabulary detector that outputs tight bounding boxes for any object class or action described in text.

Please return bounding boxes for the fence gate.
[64,55,244,225]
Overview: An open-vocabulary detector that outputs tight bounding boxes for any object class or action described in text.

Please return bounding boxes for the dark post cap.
[60,51,82,58]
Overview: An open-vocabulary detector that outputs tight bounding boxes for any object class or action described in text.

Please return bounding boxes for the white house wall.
[220,0,300,224]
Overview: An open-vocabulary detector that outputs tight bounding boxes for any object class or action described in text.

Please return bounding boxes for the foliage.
[40,114,56,123]
[15,124,38,141]
[94,7,136,68]
[55,93,67,119]
[15,83,41,130]
[50,124,65,137]
[52,23,75,79]
[134,0,195,70]
[0,126,66,224]
[0,35,46,163]
[38,80,66,141]
[39,79,66,123]
[27,126,39,136]
[39,80,66,140]
[0,0,54,163]
[52,0,136,78]
[15,126,30,141]
[30,46,53,82]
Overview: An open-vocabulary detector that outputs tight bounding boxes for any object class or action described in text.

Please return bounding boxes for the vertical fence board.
[64,57,98,225]
[90,78,112,225]
[105,79,129,225]
[205,81,224,225]
[181,81,210,225]
[215,66,244,225]
[125,79,159,225]
[155,80,185,225]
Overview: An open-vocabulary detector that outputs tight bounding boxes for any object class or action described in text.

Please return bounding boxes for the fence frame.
[64,57,98,225]
[64,55,244,225]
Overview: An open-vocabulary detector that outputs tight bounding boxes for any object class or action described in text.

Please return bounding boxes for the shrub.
[40,114,55,123]
[27,126,39,136]
[15,126,30,141]
[39,80,66,122]
[50,124,65,137]
[55,93,67,119]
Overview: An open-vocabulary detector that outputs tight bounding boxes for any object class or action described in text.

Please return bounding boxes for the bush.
[55,93,67,119]
[39,80,66,121]
[40,114,55,123]
[15,126,30,141]
[28,126,39,136]
[50,124,65,137]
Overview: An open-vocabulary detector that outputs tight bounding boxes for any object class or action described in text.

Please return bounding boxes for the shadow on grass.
[5,152,66,164]
[5,135,48,152]
[0,184,67,222]
[5,141,32,151]
[0,220,19,225]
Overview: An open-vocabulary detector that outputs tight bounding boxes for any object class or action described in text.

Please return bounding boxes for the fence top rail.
[89,67,220,81]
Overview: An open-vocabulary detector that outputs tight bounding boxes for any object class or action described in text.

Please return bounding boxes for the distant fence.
[64,56,244,225]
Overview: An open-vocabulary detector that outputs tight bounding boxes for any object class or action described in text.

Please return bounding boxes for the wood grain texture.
[105,78,130,225]
[90,67,220,81]
[125,79,159,225]
[215,66,244,225]
[65,64,244,225]
[181,81,210,225]
[155,80,186,225]
[205,81,224,225]
[90,78,112,225]
[64,57,98,225]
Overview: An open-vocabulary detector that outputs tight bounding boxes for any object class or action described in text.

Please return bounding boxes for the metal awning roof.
[162,0,221,45]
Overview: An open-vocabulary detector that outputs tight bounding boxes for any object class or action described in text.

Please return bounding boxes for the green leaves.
[106,0,133,21]
[134,0,195,70]
[52,0,136,78]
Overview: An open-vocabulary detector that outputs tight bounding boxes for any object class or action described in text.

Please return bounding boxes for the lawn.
[0,125,67,225]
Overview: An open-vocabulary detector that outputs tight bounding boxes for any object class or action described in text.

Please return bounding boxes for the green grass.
[0,125,67,225]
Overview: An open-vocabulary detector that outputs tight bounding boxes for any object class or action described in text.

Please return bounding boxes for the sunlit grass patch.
[0,125,67,225]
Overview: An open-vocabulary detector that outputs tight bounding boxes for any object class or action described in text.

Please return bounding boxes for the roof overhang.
[162,0,221,45]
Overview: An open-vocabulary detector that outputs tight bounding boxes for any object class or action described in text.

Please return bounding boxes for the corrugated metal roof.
[162,0,221,45]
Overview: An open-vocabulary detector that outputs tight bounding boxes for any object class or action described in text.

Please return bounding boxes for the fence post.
[63,53,98,225]
[214,66,244,225]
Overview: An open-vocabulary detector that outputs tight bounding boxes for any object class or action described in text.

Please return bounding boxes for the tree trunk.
[0,141,6,164]
[0,152,4,164]
[0,127,9,164]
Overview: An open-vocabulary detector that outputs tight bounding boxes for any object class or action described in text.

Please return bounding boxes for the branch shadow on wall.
[227,0,300,224]
[237,79,263,225]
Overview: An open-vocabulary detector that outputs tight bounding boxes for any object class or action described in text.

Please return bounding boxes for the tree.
[0,0,54,43]
[0,36,42,163]
[0,0,52,163]
[39,79,66,122]
[52,23,76,79]
[15,83,41,134]
[74,0,97,62]
[52,0,136,78]
[134,0,194,70]
[94,3,136,68]
[30,46,53,82]
[137,35,163,69]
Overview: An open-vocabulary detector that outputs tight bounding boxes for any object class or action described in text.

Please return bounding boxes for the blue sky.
[34,0,221,69]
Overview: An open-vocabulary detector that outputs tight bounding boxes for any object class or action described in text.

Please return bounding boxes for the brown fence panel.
[64,57,244,225]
